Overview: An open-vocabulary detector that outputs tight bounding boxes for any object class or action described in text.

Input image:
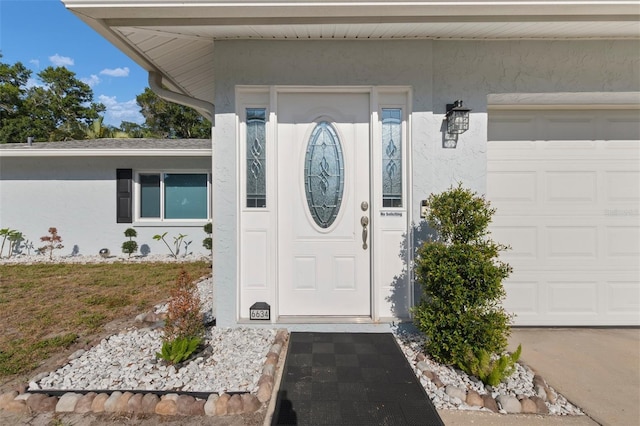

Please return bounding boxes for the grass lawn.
[0,261,211,382]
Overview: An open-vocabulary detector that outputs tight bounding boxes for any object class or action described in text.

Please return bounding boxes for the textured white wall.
[213,39,639,326]
[0,156,212,258]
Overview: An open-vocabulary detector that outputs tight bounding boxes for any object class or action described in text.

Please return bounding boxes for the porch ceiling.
[63,1,640,107]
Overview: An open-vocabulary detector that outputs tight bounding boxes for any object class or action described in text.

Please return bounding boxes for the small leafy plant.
[459,345,522,386]
[156,268,204,366]
[0,228,22,258]
[156,336,202,365]
[202,222,212,251]
[121,228,138,258]
[39,227,64,260]
[7,231,24,258]
[153,232,190,258]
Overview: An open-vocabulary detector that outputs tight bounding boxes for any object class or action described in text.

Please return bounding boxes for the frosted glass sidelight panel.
[246,108,267,208]
[304,122,344,228]
[164,174,208,219]
[382,109,402,207]
[140,174,161,218]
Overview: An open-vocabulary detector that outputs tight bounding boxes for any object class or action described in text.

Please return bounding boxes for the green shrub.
[121,240,138,257]
[202,222,212,251]
[122,228,138,258]
[156,336,202,365]
[413,184,514,372]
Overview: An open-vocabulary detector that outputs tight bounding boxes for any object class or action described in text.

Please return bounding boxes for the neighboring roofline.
[0,149,211,158]
[0,138,212,157]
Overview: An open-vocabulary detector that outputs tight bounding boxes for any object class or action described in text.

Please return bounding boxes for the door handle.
[361,216,369,250]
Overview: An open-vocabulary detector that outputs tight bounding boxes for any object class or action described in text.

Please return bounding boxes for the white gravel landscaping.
[5,254,583,416]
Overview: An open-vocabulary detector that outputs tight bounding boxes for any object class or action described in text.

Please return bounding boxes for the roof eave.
[61,1,640,20]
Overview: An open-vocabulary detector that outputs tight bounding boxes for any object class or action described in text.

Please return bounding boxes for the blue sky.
[0,0,146,126]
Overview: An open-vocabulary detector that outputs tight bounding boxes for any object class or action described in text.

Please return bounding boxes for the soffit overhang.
[62,1,640,107]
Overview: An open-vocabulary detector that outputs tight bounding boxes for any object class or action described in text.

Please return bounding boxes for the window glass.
[246,108,267,208]
[164,173,208,219]
[382,109,403,207]
[140,174,161,218]
[304,121,344,228]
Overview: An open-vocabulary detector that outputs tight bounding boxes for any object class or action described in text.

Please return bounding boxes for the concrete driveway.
[439,328,640,426]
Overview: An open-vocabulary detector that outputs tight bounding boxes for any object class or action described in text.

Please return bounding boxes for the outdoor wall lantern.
[445,100,471,135]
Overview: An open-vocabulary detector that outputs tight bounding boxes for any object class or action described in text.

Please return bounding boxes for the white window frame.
[134,170,212,223]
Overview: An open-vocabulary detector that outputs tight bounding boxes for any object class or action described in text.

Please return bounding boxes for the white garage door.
[487,108,640,325]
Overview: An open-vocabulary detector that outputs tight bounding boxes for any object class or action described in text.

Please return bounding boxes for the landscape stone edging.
[0,329,289,418]
[414,352,552,415]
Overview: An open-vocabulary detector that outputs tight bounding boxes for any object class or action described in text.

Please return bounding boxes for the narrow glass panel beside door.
[246,108,267,208]
[382,109,402,207]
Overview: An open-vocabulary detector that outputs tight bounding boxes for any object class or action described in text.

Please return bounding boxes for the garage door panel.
[503,277,539,314]
[602,116,640,140]
[488,141,639,161]
[606,171,640,202]
[547,226,597,258]
[546,171,597,202]
[488,116,536,141]
[607,281,640,314]
[491,226,538,259]
[487,171,536,202]
[488,108,639,325]
[547,281,598,314]
[544,114,598,140]
[606,226,640,258]
[502,271,639,325]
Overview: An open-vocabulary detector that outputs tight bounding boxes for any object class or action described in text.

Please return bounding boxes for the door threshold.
[276,316,374,324]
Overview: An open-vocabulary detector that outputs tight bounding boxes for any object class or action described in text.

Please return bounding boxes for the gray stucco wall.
[0,156,212,258]
[212,39,639,327]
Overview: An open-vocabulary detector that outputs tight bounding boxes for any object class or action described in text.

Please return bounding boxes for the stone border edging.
[414,352,552,414]
[0,329,289,419]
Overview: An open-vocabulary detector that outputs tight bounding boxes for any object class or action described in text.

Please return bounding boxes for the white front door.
[277,92,371,317]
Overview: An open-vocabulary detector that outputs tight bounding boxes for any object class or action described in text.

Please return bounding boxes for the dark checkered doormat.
[271,332,444,426]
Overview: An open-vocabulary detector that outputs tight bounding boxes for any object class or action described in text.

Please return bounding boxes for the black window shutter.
[116,169,133,223]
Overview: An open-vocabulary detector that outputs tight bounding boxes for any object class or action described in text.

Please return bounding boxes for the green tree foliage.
[0,55,105,143]
[136,88,210,139]
[119,121,151,138]
[0,55,32,143]
[84,116,128,139]
[1,55,211,142]
[413,184,514,381]
[27,67,105,141]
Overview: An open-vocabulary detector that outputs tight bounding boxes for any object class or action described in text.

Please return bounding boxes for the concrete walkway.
[439,328,640,426]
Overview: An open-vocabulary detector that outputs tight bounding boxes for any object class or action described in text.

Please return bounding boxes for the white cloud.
[99,67,130,77]
[81,74,101,87]
[49,54,74,67]
[98,94,143,127]
[29,59,40,68]
[25,77,42,89]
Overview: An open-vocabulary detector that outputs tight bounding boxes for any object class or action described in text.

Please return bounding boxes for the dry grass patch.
[0,262,211,381]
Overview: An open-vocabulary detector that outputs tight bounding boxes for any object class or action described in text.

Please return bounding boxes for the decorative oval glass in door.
[304,121,345,229]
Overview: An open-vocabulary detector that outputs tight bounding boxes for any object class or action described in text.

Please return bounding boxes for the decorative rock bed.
[1,255,584,419]
[0,329,288,418]
[394,329,584,416]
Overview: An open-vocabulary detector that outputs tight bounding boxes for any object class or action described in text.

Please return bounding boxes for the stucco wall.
[0,156,212,258]
[212,39,639,327]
